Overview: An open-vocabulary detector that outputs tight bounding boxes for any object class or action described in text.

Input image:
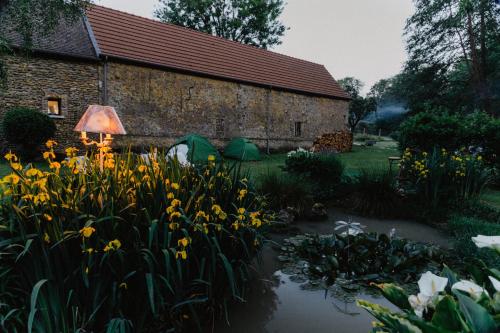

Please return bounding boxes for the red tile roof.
[86,5,349,100]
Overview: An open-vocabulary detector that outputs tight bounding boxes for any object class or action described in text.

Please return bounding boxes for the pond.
[214,210,450,333]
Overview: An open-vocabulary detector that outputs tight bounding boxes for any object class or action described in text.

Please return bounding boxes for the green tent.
[223,138,261,161]
[168,134,221,164]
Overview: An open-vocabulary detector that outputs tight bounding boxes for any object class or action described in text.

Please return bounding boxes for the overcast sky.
[97,0,414,93]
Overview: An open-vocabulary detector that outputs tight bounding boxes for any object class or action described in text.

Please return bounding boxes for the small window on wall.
[294,122,302,137]
[47,98,61,116]
[216,118,225,138]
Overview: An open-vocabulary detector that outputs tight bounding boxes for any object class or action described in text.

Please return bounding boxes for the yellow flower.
[169,222,179,230]
[43,151,56,160]
[477,155,483,161]
[10,163,22,171]
[238,214,245,221]
[195,211,209,222]
[178,237,190,247]
[208,155,216,162]
[166,206,176,214]
[171,199,181,207]
[49,162,61,170]
[176,250,187,260]
[84,248,94,254]
[45,140,57,149]
[138,165,147,173]
[65,147,78,157]
[237,208,246,214]
[4,152,17,162]
[251,218,262,228]
[43,233,50,243]
[43,213,52,222]
[3,173,20,185]
[34,192,49,204]
[171,183,180,190]
[238,189,247,200]
[119,282,128,290]
[167,192,175,200]
[169,211,181,221]
[26,168,42,177]
[232,222,240,231]
[219,211,227,220]
[104,158,115,169]
[103,239,121,252]
[212,204,222,215]
[80,226,96,238]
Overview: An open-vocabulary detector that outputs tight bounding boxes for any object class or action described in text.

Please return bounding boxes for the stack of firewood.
[310,131,353,153]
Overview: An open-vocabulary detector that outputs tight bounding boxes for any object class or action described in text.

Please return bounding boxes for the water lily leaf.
[455,291,497,333]
[431,295,464,331]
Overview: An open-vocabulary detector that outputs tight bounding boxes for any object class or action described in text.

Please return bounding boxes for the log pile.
[310,131,353,153]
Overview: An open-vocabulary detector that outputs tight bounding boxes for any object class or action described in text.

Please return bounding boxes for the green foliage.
[257,171,313,217]
[448,215,500,267]
[0,147,270,332]
[2,107,56,149]
[398,109,463,151]
[283,232,443,284]
[338,77,377,132]
[155,0,287,49]
[349,169,402,218]
[283,149,344,185]
[401,148,492,208]
[358,247,500,333]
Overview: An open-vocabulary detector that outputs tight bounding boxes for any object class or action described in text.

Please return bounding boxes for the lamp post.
[74,105,126,171]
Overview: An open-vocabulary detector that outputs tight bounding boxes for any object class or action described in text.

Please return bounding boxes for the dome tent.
[223,138,261,161]
[167,134,221,164]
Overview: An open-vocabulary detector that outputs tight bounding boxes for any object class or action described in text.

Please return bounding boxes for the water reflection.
[217,270,397,333]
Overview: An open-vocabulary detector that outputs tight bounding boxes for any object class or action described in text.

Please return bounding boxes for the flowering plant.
[358,234,500,332]
[0,142,271,332]
[400,148,492,207]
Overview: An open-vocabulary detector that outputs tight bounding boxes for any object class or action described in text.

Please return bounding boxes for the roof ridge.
[87,4,325,68]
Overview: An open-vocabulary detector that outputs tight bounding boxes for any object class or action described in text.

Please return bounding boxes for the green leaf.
[431,295,465,331]
[375,283,412,310]
[455,291,498,333]
[28,279,48,333]
[145,273,156,315]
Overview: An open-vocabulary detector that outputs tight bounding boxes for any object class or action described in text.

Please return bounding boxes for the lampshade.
[74,105,126,135]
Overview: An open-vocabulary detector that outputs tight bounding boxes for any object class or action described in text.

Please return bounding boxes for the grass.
[240,140,400,181]
[481,189,500,210]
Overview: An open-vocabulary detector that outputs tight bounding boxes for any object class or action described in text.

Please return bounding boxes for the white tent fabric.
[166,144,190,166]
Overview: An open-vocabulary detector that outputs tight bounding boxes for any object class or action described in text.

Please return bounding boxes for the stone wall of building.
[107,61,349,151]
[0,54,100,150]
[0,55,348,153]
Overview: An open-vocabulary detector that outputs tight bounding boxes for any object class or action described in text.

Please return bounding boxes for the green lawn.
[481,189,500,210]
[240,140,400,180]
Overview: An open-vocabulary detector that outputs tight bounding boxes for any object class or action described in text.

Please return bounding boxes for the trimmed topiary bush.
[2,107,56,158]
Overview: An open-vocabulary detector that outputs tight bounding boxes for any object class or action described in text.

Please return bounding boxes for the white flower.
[489,276,500,292]
[452,280,488,298]
[408,293,431,318]
[418,271,448,298]
[471,235,500,250]
[341,227,364,236]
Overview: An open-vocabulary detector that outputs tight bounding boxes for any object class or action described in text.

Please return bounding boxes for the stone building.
[0,5,349,151]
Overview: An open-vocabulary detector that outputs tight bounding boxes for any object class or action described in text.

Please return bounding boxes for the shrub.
[349,169,402,218]
[284,149,344,190]
[0,143,270,332]
[448,215,500,267]
[2,107,56,147]
[398,109,463,151]
[401,148,492,208]
[258,171,313,217]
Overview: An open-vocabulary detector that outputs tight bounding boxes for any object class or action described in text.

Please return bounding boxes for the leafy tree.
[405,0,500,114]
[338,77,377,132]
[155,0,287,49]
